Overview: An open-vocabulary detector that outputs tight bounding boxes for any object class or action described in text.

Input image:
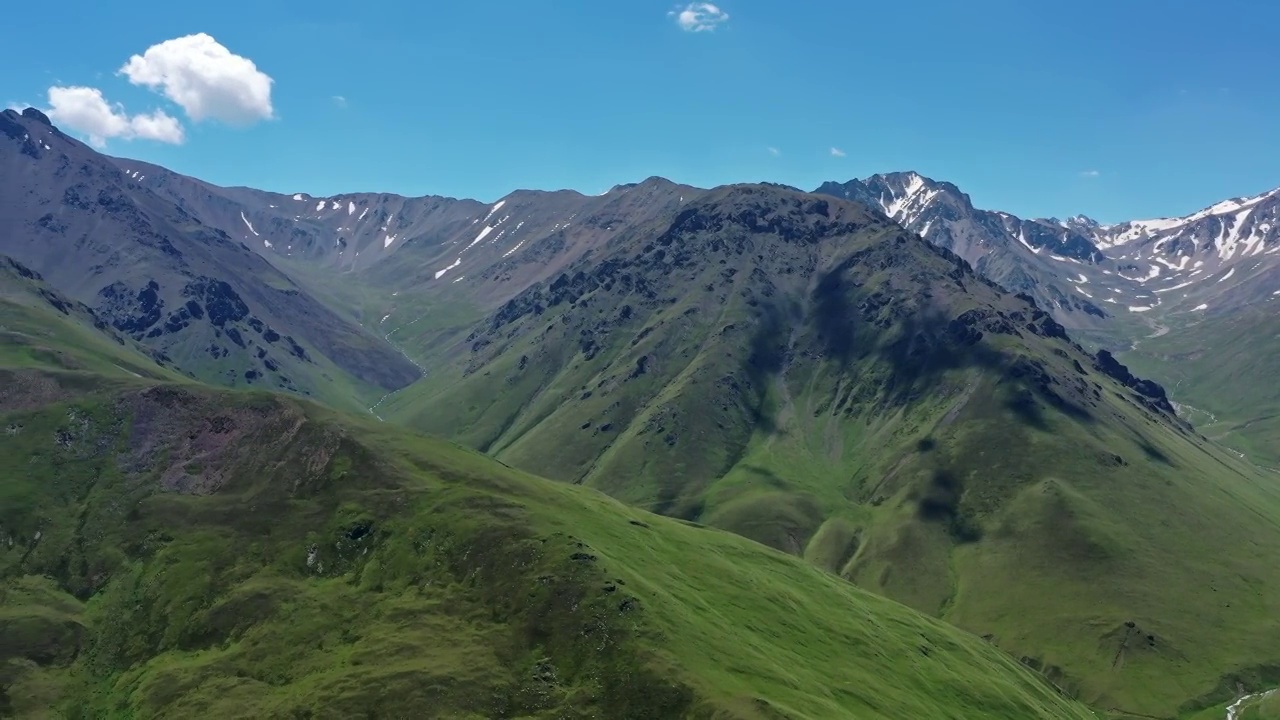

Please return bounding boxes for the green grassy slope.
[0,258,182,385]
[0,364,1099,719]
[378,186,1280,717]
[1120,306,1280,468]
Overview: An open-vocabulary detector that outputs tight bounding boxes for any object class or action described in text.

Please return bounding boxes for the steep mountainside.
[375,184,1280,716]
[815,173,1111,328]
[0,109,419,411]
[816,173,1280,334]
[0,308,1097,719]
[818,171,1280,466]
[0,256,180,383]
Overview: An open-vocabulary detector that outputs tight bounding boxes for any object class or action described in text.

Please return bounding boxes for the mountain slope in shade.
[0,109,420,410]
[374,183,1280,716]
[816,173,1280,463]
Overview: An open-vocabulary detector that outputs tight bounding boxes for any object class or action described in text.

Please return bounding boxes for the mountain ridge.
[0,108,422,411]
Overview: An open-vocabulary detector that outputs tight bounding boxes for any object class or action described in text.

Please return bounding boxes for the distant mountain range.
[816,172,1280,328]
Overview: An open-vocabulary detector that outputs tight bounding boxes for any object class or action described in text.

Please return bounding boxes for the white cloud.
[44,86,184,146]
[670,3,730,32]
[1080,169,1101,178]
[830,147,846,158]
[332,95,348,108]
[767,146,780,156]
[119,33,274,125]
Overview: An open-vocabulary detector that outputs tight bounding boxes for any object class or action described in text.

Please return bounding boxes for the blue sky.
[3,0,1279,223]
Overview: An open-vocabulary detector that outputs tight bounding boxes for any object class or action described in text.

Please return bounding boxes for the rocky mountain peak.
[20,107,52,125]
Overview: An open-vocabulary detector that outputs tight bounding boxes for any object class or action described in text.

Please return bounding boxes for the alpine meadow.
[4,4,1280,719]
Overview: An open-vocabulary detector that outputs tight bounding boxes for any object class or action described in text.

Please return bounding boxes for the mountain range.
[4,106,1280,719]
[817,172,1280,330]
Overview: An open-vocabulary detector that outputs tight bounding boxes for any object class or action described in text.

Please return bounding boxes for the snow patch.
[331,200,340,211]
[348,201,356,216]
[383,234,398,248]
[240,212,259,237]
[465,226,494,250]
[1016,230,1041,254]
[483,200,506,222]
[293,193,304,201]
[1128,306,1154,312]
[1192,304,1209,311]
[434,257,462,280]
[1217,267,1236,283]
[358,207,369,221]
[315,200,326,212]
[502,238,527,258]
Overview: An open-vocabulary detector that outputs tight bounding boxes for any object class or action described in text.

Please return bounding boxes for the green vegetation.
[0,366,1099,718]
[374,188,1280,717]
[1121,308,1280,468]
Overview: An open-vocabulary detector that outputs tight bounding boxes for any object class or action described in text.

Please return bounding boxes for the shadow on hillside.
[809,257,1095,425]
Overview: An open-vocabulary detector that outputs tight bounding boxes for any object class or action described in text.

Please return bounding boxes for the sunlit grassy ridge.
[0,293,1101,718]
[0,369,1098,719]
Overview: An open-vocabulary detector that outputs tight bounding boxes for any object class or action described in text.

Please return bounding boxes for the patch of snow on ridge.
[1218,267,1237,283]
[881,174,937,221]
[465,226,494,250]
[240,212,259,236]
[1155,281,1194,293]
[293,193,304,201]
[483,200,506,222]
[316,200,326,212]
[434,257,462,280]
[1128,306,1154,312]
[348,201,356,216]
[1017,230,1041,254]
[1218,207,1256,260]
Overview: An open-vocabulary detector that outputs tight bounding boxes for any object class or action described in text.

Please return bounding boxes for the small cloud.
[767,146,780,157]
[44,85,184,146]
[119,33,274,125]
[830,147,846,158]
[1080,169,1100,178]
[332,95,348,108]
[669,2,730,32]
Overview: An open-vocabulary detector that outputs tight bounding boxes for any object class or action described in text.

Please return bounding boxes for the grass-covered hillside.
[0,360,1099,718]
[376,185,1280,717]
[1121,304,1280,469]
